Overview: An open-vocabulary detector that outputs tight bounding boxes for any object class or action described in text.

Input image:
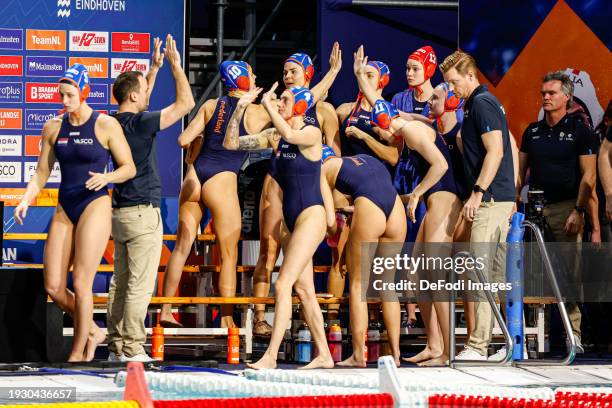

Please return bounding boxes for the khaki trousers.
[466,201,515,355]
[107,205,163,357]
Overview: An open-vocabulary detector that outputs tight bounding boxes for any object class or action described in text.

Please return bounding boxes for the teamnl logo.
[57,0,71,18]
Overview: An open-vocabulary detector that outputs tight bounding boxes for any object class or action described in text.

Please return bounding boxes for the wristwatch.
[473,184,486,194]
[574,205,586,215]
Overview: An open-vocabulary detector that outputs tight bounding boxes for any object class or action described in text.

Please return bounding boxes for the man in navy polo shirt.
[440,51,516,361]
[107,34,195,362]
[519,71,599,353]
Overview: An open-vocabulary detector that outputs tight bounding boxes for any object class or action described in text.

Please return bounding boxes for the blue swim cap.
[370,99,399,130]
[59,63,90,100]
[219,60,251,91]
[436,82,464,111]
[288,86,314,117]
[285,53,314,81]
[367,61,390,89]
[321,144,337,164]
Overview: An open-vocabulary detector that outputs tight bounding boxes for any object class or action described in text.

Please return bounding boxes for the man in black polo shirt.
[519,71,598,353]
[106,34,195,362]
[440,51,516,361]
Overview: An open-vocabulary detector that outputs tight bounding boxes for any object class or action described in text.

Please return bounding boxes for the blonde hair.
[439,51,478,76]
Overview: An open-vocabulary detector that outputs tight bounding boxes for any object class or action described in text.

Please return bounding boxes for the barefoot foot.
[299,355,334,369]
[84,326,106,362]
[417,355,449,367]
[401,347,442,364]
[336,353,366,368]
[246,353,277,370]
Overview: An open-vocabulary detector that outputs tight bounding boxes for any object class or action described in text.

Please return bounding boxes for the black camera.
[526,190,546,224]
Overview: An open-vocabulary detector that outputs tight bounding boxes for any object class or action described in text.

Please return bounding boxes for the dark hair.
[112,71,144,104]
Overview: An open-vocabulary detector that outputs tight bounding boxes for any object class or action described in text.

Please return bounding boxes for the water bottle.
[327,323,342,362]
[296,323,312,363]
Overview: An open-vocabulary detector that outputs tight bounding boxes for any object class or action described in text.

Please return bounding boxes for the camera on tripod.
[526,189,546,225]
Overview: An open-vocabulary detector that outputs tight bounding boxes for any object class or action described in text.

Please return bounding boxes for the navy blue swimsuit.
[269,103,320,180]
[195,95,248,185]
[335,154,397,219]
[54,111,110,224]
[435,121,468,200]
[271,127,323,232]
[403,130,459,200]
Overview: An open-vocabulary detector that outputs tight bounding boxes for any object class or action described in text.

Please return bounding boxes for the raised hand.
[237,87,263,108]
[164,34,181,68]
[151,37,164,70]
[261,82,279,108]
[329,41,342,73]
[353,45,368,77]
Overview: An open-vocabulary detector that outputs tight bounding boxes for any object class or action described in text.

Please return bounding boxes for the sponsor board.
[0,161,22,183]
[0,134,22,156]
[110,57,149,78]
[26,29,66,51]
[25,56,66,77]
[0,109,22,129]
[25,109,57,130]
[26,82,60,103]
[68,57,108,78]
[69,30,108,52]
[88,83,108,104]
[111,32,149,53]
[0,55,23,76]
[25,135,42,156]
[0,82,23,103]
[24,161,61,183]
[0,28,23,50]
[0,187,58,206]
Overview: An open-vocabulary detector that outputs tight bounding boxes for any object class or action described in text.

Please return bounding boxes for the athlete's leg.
[252,175,282,333]
[418,192,462,366]
[202,172,242,328]
[379,197,407,367]
[327,219,350,321]
[160,166,203,327]
[338,199,386,367]
[70,196,112,361]
[247,206,328,370]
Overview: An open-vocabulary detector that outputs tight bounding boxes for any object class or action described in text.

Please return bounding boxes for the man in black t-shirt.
[519,71,599,354]
[106,34,194,362]
[440,51,516,362]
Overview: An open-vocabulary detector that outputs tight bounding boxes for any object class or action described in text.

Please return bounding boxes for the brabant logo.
[26,29,66,51]
[111,32,150,53]
[0,56,23,76]
[26,83,60,104]
[69,31,109,52]
[0,83,23,103]
[25,56,66,77]
[0,28,23,50]
[68,57,108,78]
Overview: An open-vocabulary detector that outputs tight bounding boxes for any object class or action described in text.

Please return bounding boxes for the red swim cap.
[408,45,437,83]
